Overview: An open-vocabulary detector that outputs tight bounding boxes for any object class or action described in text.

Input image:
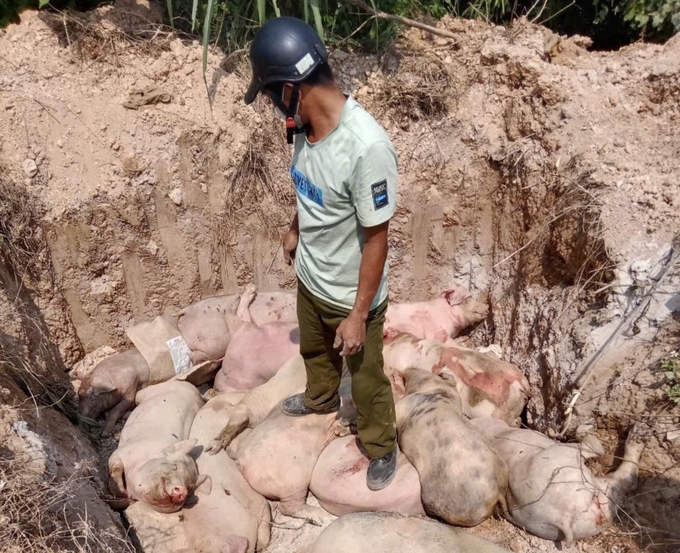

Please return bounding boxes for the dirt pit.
[0,2,678,552]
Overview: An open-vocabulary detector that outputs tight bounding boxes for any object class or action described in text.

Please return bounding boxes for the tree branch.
[341,0,459,41]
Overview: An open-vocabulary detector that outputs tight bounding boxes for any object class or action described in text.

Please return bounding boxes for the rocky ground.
[0,1,678,552]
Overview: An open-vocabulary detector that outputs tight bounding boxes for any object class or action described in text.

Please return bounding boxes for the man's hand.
[334,312,366,356]
[282,229,299,265]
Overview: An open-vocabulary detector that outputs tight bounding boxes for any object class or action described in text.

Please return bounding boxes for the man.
[243,16,398,491]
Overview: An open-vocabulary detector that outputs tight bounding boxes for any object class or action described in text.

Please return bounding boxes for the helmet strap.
[283,84,306,144]
[270,84,306,144]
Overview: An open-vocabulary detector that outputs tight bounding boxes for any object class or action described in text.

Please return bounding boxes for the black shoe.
[366,448,398,491]
[281,393,339,417]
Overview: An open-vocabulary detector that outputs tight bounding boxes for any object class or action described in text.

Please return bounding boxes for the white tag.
[166,335,193,374]
[295,53,315,75]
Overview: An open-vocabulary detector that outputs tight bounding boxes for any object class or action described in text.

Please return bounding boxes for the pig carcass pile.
[75,283,647,552]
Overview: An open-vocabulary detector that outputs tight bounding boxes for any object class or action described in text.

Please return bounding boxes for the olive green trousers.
[297,281,397,459]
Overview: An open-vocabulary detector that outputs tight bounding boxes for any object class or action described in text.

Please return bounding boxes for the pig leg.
[278,494,333,526]
[205,405,250,454]
[108,452,127,498]
[236,284,257,323]
[257,502,272,548]
[101,395,136,437]
[602,424,647,496]
[573,422,606,459]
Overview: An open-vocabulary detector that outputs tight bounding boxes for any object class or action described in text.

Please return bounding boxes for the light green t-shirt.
[290,96,398,311]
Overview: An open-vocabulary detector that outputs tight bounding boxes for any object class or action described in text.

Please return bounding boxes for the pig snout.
[167,484,188,504]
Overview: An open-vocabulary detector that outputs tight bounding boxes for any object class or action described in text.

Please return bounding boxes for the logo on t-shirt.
[291,166,324,207]
[371,180,389,210]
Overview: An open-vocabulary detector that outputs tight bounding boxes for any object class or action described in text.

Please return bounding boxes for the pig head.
[128,440,207,514]
[77,348,150,436]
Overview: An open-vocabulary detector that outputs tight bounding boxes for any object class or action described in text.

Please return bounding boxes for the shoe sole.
[281,405,339,417]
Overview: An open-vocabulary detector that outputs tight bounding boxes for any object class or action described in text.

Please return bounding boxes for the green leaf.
[303,0,309,23]
[38,0,51,7]
[202,0,216,75]
[257,0,266,26]
[191,0,199,32]
[166,0,174,29]
[272,0,281,18]
[310,0,324,41]
[665,371,676,381]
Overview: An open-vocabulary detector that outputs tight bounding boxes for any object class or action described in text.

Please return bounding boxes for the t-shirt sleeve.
[350,140,398,227]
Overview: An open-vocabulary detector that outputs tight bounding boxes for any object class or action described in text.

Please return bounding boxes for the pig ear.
[388,370,406,399]
[163,438,198,458]
[92,378,117,395]
[194,474,212,496]
[438,368,457,382]
[383,327,401,342]
[442,288,470,306]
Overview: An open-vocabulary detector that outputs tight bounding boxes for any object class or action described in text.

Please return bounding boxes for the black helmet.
[244,16,328,105]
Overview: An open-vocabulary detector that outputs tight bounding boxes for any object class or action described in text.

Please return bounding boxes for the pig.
[469,418,647,544]
[213,285,300,392]
[108,381,209,513]
[176,284,296,369]
[310,512,513,553]
[176,286,297,364]
[383,285,489,343]
[78,286,297,435]
[78,348,151,437]
[182,394,272,553]
[396,368,508,527]
[309,435,425,517]
[205,355,308,453]
[227,378,354,525]
[384,333,530,425]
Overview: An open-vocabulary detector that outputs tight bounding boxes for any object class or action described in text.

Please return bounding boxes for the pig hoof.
[332,420,352,437]
[205,439,224,455]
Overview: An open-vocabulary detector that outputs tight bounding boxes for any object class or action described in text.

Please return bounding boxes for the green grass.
[662,355,680,405]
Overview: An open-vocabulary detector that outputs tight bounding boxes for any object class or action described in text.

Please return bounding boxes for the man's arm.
[334,220,389,356]
[283,212,299,265]
[289,212,299,233]
[352,221,389,321]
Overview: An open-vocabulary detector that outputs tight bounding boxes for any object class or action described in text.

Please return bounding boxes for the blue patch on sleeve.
[291,166,324,207]
[371,180,389,210]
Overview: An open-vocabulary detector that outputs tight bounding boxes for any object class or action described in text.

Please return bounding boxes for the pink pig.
[383,333,531,425]
[470,418,648,545]
[107,381,209,513]
[213,285,300,392]
[383,285,489,342]
[310,435,425,518]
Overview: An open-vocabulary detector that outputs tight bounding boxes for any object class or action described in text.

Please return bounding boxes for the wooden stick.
[341,0,459,40]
